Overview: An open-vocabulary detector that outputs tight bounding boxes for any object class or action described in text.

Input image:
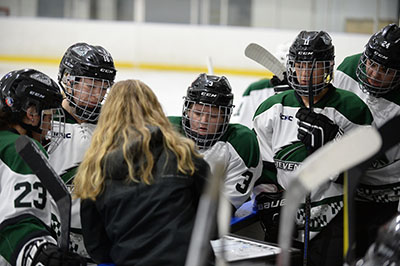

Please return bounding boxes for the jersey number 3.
[236,171,253,194]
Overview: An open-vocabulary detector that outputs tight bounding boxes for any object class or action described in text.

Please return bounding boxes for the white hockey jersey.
[333,53,400,203]
[253,87,373,241]
[48,115,96,258]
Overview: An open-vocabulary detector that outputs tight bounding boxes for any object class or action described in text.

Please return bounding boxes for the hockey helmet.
[356,24,400,97]
[182,73,233,150]
[287,30,335,96]
[0,69,65,152]
[58,42,116,122]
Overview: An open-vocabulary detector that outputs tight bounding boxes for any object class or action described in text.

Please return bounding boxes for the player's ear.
[23,105,39,126]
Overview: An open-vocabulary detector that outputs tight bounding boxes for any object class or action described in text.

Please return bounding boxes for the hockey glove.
[270,72,288,87]
[271,72,290,93]
[254,191,285,243]
[296,108,343,152]
[31,243,87,266]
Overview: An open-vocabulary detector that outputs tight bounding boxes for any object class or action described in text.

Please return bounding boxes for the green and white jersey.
[253,87,373,241]
[48,112,96,258]
[231,79,275,129]
[333,54,400,203]
[169,117,262,209]
[0,130,56,265]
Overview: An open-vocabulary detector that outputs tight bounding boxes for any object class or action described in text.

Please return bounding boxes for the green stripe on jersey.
[242,79,272,96]
[314,87,374,125]
[254,87,373,126]
[168,116,260,169]
[0,131,47,174]
[220,123,260,168]
[336,53,361,81]
[0,216,51,263]
[253,90,301,118]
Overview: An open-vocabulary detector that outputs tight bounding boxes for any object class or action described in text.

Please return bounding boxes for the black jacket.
[80,127,210,266]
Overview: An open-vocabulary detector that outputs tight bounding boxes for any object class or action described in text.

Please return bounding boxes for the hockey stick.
[185,159,226,266]
[343,114,400,264]
[302,58,317,266]
[15,135,71,251]
[244,43,286,80]
[207,56,214,75]
[277,126,382,266]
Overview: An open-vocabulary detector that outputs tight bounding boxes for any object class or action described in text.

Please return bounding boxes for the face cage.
[182,100,232,150]
[63,75,112,122]
[40,108,66,154]
[356,54,400,97]
[287,59,333,96]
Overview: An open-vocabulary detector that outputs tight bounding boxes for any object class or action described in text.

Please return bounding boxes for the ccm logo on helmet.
[298,51,313,56]
[100,68,114,74]
[373,51,388,60]
[201,92,217,98]
[29,91,45,99]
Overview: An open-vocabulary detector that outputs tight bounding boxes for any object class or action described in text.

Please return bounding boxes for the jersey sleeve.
[231,79,273,129]
[0,132,56,265]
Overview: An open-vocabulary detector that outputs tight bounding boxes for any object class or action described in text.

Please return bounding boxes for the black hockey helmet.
[288,30,334,62]
[287,30,335,96]
[356,24,400,96]
[58,42,116,83]
[58,42,116,122]
[182,73,234,150]
[0,69,65,152]
[0,68,63,114]
[185,73,234,107]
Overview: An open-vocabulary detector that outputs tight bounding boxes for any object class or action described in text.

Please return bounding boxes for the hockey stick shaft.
[207,56,214,75]
[244,43,286,80]
[278,126,382,266]
[185,160,226,266]
[303,58,317,266]
[15,135,71,251]
[343,114,400,263]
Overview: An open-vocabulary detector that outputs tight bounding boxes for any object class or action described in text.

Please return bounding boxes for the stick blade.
[278,126,382,266]
[298,126,382,191]
[245,43,286,80]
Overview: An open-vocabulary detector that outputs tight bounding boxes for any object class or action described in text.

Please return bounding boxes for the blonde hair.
[74,79,201,200]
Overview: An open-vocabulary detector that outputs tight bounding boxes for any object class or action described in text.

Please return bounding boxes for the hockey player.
[169,73,262,213]
[253,31,373,266]
[0,69,85,265]
[48,43,116,261]
[333,23,400,258]
[73,79,209,265]
[231,42,291,129]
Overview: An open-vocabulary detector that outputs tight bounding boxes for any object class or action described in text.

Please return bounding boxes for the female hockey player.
[0,69,85,265]
[73,79,209,265]
[48,42,116,262]
[253,30,374,266]
[168,73,262,214]
[333,23,400,259]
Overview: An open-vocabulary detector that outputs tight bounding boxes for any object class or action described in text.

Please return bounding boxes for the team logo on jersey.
[280,113,293,121]
[274,159,299,171]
